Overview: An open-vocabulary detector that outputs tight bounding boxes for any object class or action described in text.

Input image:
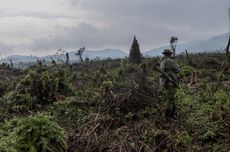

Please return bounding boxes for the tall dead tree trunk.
[65,53,69,65]
[50,57,57,66]
[226,34,230,63]
[170,36,178,57]
[75,47,85,62]
[185,50,196,67]
[9,59,13,68]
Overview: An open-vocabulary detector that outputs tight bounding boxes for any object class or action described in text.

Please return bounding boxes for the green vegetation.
[0,53,229,151]
[0,113,67,152]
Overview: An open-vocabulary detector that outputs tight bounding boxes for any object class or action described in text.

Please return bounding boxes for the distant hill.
[71,49,128,61]
[0,55,39,63]
[0,49,128,64]
[144,33,229,56]
[1,33,229,64]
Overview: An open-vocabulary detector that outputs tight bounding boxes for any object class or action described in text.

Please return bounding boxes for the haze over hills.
[144,33,229,56]
[0,33,229,64]
[0,49,128,64]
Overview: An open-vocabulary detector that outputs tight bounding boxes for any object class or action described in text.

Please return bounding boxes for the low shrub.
[0,113,68,152]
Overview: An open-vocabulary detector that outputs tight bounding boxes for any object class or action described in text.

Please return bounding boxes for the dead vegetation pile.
[100,82,158,115]
[66,77,182,152]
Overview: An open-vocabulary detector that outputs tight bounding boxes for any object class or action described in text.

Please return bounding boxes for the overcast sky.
[0,0,229,56]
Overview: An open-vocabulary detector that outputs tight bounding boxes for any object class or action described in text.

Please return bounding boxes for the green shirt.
[160,56,180,86]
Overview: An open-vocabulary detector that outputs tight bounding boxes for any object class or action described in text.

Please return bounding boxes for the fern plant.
[0,113,68,152]
[3,70,74,112]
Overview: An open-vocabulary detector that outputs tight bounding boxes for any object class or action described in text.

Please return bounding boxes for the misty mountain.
[75,49,128,60]
[0,49,128,64]
[0,33,229,64]
[0,55,39,63]
[144,33,229,56]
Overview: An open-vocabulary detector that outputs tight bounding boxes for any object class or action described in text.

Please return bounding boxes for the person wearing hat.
[160,49,180,119]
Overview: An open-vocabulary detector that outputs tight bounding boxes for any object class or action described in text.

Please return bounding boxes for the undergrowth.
[0,53,229,151]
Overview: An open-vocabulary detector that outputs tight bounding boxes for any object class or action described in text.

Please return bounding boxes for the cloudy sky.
[0,0,229,56]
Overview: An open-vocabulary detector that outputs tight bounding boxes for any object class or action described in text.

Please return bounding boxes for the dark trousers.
[165,86,177,118]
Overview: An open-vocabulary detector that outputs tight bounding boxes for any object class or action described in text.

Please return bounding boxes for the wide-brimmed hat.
[162,49,173,55]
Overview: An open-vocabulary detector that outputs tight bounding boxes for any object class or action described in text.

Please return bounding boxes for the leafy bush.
[3,69,75,111]
[202,130,217,143]
[51,97,92,132]
[179,65,193,77]
[177,131,192,146]
[0,113,68,152]
[3,90,36,112]
[154,129,169,151]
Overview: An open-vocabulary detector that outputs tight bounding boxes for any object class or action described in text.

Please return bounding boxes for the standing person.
[159,49,180,118]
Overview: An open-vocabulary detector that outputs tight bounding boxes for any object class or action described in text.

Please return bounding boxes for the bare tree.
[226,35,230,62]
[65,52,69,65]
[55,49,66,63]
[37,59,43,67]
[185,50,197,67]
[50,57,57,66]
[170,36,178,57]
[75,47,85,62]
[227,8,230,62]
[9,59,13,68]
